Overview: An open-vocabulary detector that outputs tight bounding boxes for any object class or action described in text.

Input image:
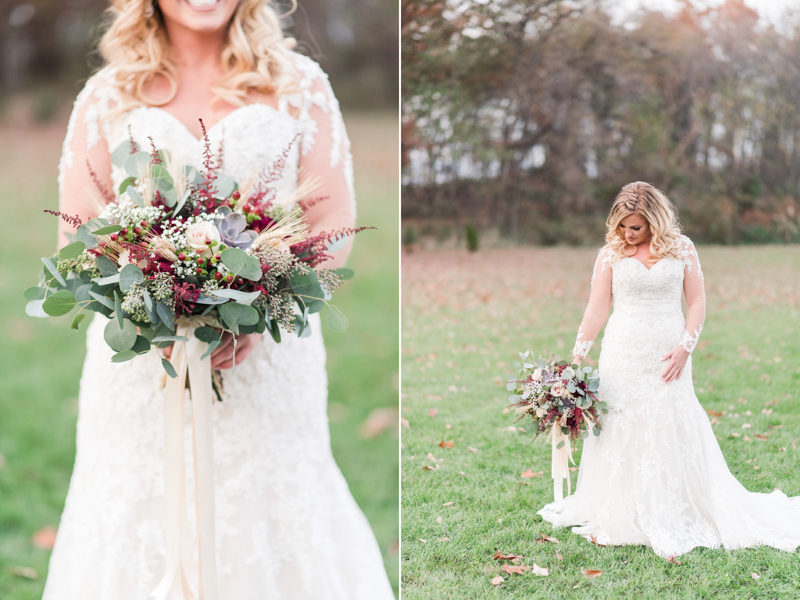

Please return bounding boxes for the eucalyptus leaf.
[119,264,144,292]
[127,187,144,207]
[111,350,138,363]
[161,358,178,378]
[95,255,118,276]
[118,177,135,196]
[111,140,132,167]
[41,257,66,287]
[200,340,221,361]
[142,290,158,324]
[92,225,124,236]
[24,286,44,302]
[104,317,137,352]
[334,267,354,280]
[156,302,174,331]
[220,248,262,281]
[70,312,86,330]
[220,302,259,328]
[151,335,189,343]
[161,187,178,207]
[42,290,76,317]
[195,327,221,344]
[124,151,151,178]
[326,305,348,333]
[214,173,235,199]
[93,273,121,286]
[556,440,565,450]
[561,426,570,435]
[208,289,261,305]
[114,291,123,328]
[59,241,86,260]
[25,299,48,318]
[88,291,115,310]
[326,233,349,253]
[593,425,601,436]
[150,164,174,191]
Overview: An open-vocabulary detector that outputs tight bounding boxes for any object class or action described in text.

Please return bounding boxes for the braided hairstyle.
[604,181,683,262]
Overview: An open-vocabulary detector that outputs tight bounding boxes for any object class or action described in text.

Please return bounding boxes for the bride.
[44,0,395,598]
[538,181,800,558]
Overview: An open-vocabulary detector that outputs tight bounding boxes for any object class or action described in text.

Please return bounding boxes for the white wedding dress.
[43,53,395,599]
[538,237,800,557]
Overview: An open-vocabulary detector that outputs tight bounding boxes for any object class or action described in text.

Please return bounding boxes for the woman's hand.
[661,345,690,383]
[162,332,263,370]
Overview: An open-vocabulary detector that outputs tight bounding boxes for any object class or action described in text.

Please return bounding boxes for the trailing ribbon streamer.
[551,425,576,502]
[151,318,220,600]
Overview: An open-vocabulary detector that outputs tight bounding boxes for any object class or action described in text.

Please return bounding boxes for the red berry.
[178,252,186,261]
[140,220,147,227]
[197,257,205,265]
[120,228,128,235]
[110,233,118,242]
[232,190,241,200]
[134,227,141,235]
[215,254,221,261]
[214,272,223,280]
[196,267,203,275]
[225,274,234,282]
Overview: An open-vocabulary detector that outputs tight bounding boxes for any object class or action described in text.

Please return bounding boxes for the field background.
[401,246,800,599]
[0,112,399,598]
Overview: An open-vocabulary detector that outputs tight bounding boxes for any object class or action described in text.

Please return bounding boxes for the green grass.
[0,113,398,597]
[401,246,800,599]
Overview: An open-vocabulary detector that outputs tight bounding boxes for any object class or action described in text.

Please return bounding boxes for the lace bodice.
[57,52,355,251]
[571,235,706,361]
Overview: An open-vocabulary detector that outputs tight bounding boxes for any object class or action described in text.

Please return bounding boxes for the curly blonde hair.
[605,182,684,262]
[98,0,297,112]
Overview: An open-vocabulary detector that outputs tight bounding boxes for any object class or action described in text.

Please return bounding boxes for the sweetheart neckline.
[623,256,666,272]
[138,103,296,143]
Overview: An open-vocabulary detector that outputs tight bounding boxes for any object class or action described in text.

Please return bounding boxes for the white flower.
[185,222,221,258]
[532,368,543,381]
[550,381,566,397]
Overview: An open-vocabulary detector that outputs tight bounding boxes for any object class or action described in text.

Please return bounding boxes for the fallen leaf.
[531,563,549,576]
[447,385,459,392]
[754,466,760,470]
[428,408,438,417]
[569,467,578,472]
[401,417,410,429]
[589,535,606,547]
[426,453,438,461]
[502,407,510,414]
[765,400,778,406]
[779,447,786,452]
[666,555,682,565]
[706,409,723,417]
[751,572,760,580]
[425,395,442,401]
[443,501,454,506]
[419,539,426,544]
[421,465,435,471]
[762,408,773,415]
[359,407,398,438]
[710,417,719,426]
[503,564,528,575]
[556,550,564,561]
[582,568,602,579]
[438,537,450,542]
[493,551,523,560]
[521,470,544,478]
[436,516,442,523]
[445,424,452,429]
[491,575,505,585]
[8,566,37,579]
[536,533,560,543]
[438,439,455,448]
[742,423,752,429]
[498,426,518,433]
[517,427,526,432]
[468,446,479,453]
[755,434,769,440]
[729,432,741,438]
[744,435,752,441]
[31,526,57,550]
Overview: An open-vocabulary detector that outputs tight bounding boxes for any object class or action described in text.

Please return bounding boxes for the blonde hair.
[605,181,683,262]
[98,0,297,112]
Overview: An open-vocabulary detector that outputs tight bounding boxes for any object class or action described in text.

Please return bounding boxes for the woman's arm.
[295,57,356,270]
[571,246,614,363]
[661,237,706,382]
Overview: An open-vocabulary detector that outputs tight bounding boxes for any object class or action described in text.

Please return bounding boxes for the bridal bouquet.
[506,351,606,501]
[24,124,362,377]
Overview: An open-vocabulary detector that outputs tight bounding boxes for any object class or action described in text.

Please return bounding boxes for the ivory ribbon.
[551,423,577,502]
[151,318,220,600]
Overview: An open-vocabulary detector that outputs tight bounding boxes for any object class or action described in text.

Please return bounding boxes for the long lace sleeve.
[571,245,614,362]
[57,71,118,248]
[678,236,706,353]
[290,55,356,269]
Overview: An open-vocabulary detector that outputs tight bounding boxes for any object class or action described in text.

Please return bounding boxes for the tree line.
[402,0,800,245]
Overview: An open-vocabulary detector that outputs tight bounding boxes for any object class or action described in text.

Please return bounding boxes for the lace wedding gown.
[43,53,395,599]
[538,237,800,557]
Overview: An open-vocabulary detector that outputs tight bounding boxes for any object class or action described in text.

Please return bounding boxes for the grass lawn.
[401,246,800,599]
[0,112,398,598]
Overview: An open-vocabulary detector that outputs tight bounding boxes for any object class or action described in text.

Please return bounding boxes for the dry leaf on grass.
[401,417,410,429]
[589,535,606,547]
[765,400,778,406]
[706,409,723,417]
[359,407,398,438]
[425,394,443,401]
[439,439,455,448]
[32,526,57,550]
[569,467,578,472]
[556,550,564,561]
[755,434,769,440]
[421,465,436,471]
[503,564,529,575]
[493,551,523,560]
[502,407,510,414]
[491,575,505,585]
[428,408,438,417]
[468,446,479,453]
[447,385,459,392]
[419,539,426,544]
[742,423,752,429]
[436,517,442,523]
[498,426,519,433]
[666,555,682,565]
[582,568,602,579]
[443,501,454,506]
[744,435,752,441]
[536,533,560,543]
[426,453,438,461]
[751,572,761,580]
[8,566,37,579]
[438,537,450,542]
[531,564,549,576]
[521,470,544,478]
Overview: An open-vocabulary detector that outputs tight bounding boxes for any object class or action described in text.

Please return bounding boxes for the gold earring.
[145,0,155,18]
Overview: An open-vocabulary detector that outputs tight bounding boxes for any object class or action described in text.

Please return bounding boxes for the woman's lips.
[184,0,221,9]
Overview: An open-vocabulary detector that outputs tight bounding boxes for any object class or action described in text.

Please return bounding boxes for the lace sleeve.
[678,235,706,354]
[57,71,119,248]
[571,245,614,362]
[288,55,356,269]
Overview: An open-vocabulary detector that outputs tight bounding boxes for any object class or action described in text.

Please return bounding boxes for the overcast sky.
[610,0,799,30]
